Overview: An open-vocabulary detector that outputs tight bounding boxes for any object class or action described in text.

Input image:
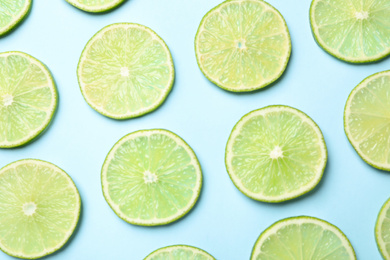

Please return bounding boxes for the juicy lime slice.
[65,0,125,13]
[310,0,390,63]
[376,197,390,260]
[102,129,202,226]
[0,52,57,148]
[225,105,327,202]
[144,245,215,260]
[78,23,174,119]
[195,0,291,92]
[0,0,31,36]
[0,159,81,259]
[251,216,356,260]
[344,70,390,170]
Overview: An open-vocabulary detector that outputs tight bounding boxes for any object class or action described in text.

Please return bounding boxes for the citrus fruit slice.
[102,129,202,226]
[251,216,356,260]
[0,159,81,259]
[225,105,327,202]
[310,0,390,63]
[144,245,215,260]
[78,23,174,119]
[0,51,57,148]
[195,0,291,92]
[0,0,31,36]
[376,197,390,260]
[344,70,390,170]
[66,0,125,13]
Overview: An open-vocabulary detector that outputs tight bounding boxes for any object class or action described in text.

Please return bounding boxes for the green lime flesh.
[0,0,31,36]
[65,0,125,13]
[376,197,390,260]
[144,245,215,260]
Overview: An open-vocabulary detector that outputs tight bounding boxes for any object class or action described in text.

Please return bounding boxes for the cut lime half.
[0,159,81,259]
[65,0,125,13]
[144,245,215,260]
[376,197,390,260]
[102,129,202,226]
[0,0,31,36]
[225,105,327,202]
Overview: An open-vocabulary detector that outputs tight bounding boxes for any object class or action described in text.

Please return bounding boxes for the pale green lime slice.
[251,216,356,260]
[0,159,81,259]
[195,0,291,92]
[225,105,327,202]
[144,245,215,260]
[65,0,125,13]
[310,0,390,63]
[78,23,174,119]
[376,197,390,260]
[0,0,31,36]
[0,52,57,148]
[344,70,390,170]
[102,129,202,226]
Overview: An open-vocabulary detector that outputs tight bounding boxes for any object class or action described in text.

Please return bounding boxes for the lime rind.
[376,197,390,260]
[144,245,215,260]
[65,0,125,13]
[0,0,31,36]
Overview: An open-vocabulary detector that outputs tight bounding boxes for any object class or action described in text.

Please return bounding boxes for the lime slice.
[376,197,390,259]
[344,70,390,170]
[251,216,356,260]
[225,105,327,202]
[0,52,57,148]
[102,129,202,226]
[0,0,31,36]
[144,245,215,260]
[66,0,125,13]
[195,0,291,92]
[78,23,174,119]
[0,159,81,259]
[310,0,390,63]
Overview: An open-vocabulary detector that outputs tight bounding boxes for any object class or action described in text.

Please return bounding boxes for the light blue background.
[1,0,390,259]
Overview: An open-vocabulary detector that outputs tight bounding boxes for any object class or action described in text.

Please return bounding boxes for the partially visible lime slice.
[65,0,125,13]
[225,105,327,202]
[195,0,291,92]
[376,197,390,260]
[144,245,215,260]
[251,216,356,259]
[0,159,81,259]
[0,0,31,36]
[344,70,390,170]
[310,0,390,63]
[0,52,57,148]
[78,23,174,119]
[102,129,202,226]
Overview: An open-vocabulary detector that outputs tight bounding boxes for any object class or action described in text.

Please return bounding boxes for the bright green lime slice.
[344,70,390,170]
[0,0,31,36]
[310,0,390,63]
[144,245,215,260]
[225,105,327,202]
[102,129,202,226]
[78,23,174,119]
[66,0,125,13]
[0,159,80,259]
[0,52,57,148]
[195,0,291,92]
[376,197,390,260]
[251,216,356,260]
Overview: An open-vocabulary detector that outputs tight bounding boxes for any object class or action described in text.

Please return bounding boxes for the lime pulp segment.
[144,245,215,260]
[65,0,125,13]
[376,197,390,260]
[0,0,31,36]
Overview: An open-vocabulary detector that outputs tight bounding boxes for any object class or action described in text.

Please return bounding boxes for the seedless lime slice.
[65,0,125,13]
[251,216,356,259]
[225,105,327,202]
[0,0,31,36]
[195,0,291,92]
[344,70,390,170]
[376,197,390,260]
[102,129,202,226]
[0,52,57,148]
[78,23,174,119]
[310,0,390,63]
[144,245,215,260]
[0,159,80,259]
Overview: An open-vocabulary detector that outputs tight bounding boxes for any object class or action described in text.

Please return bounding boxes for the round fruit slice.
[144,245,215,260]
[0,0,31,36]
[102,129,202,226]
[78,23,174,119]
[344,70,390,170]
[251,216,356,260]
[195,0,291,92]
[66,0,125,13]
[0,159,81,259]
[376,197,390,260]
[225,105,327,202]
[0,52,57,148]
[310,0,390,63]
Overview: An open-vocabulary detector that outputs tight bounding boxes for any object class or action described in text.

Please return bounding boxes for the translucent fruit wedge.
[0,159,81,259]
[225,105,327,202]
[0,0,31,36]
[65,0,125,13]
[310,0,390,63]
[78,23,174,119]
[376,197,390,260]
[195,0,291,92]
[251,216,356,260]
[0,52,57,148]
[102,129,202,226]
[144,245,215,260]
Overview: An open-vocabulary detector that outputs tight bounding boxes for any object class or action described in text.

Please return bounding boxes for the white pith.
[143,170,158,184]
[355,11,368,20]
[22,202,37,216]
[120,67,129,77]
[0,0,31,35]
[66,0,124,12]
[376,198,390,259]
[145,245,214,260]
[2,94,13,107]
[270,145,283,159]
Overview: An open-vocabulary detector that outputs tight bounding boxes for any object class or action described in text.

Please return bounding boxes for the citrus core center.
[270,146,283,159]
[236,39,246,50]
[23,202,37,216]
[144,170,158,184]
[120,67,130,77]
[2,94,13,107]
[355,11,368,19]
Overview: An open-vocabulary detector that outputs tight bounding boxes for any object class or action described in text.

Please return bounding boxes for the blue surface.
[1,0,390,259]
